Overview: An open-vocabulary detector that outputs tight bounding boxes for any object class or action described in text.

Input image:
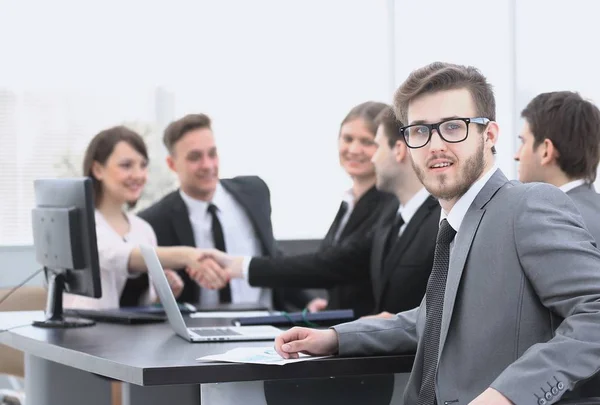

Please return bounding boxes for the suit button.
[539,398,547,405]
[551,387,558,396]
[545,392,553,400]
[557,382,564,390]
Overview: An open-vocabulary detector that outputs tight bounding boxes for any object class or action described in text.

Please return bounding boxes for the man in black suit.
[191,107,440,317]
[514,91,600,242]
[138,113,288,309]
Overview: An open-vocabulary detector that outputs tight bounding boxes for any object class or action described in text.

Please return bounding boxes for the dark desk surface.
[0,311,414,386]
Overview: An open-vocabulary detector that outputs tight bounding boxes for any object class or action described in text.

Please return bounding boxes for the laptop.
[139,244,282,342]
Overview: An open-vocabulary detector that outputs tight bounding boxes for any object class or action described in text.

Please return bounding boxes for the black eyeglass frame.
[399,117,491,149]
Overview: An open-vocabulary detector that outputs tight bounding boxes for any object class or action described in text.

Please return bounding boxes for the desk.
[0,311,415,405]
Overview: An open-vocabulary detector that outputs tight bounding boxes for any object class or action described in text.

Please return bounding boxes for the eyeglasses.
[399,117,490,149]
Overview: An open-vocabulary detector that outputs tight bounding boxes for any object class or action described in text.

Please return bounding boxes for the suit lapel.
[339,186,380,240]
[380,197,439,290]
[370,201,399,309]
[438,171,510,358]
[169,192,196,247]
[221,179,274,256]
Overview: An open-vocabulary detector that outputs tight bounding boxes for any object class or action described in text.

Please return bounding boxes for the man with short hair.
[515,91,600,241]
[139,113,287,309]
[273,62,600,405]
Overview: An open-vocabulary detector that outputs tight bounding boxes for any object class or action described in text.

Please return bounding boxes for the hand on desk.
[274,327,339,359]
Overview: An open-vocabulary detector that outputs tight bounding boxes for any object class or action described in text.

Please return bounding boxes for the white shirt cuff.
[242,256,252,280]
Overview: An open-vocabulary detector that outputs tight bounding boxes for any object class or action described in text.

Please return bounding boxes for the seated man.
[515,90,600,241]
[273,62,600,405]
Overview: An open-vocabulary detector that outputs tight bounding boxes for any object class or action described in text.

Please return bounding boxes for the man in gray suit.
[274,62,600,405]
[514,91,600,241]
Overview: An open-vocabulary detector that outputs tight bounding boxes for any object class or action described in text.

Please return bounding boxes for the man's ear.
[166,155,177,173]
[540,138,559,166]
[394,140,407,163]
[483,121,499,152]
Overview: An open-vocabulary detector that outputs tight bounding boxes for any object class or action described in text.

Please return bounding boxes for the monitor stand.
[32,271,95,328]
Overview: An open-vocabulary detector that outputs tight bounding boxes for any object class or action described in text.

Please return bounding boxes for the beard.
[412,137,485,201]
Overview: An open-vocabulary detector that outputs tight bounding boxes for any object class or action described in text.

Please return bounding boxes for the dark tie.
[330,201,349,243]
[383,212,404,259]
[418,219,456,405]
[207,203,232,303]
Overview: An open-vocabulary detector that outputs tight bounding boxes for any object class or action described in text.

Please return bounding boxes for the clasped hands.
[184,249,243,290]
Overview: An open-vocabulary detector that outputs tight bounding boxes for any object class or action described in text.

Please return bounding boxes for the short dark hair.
[163,113,212,154]
[375,106,405,149]
[340,101,389,136]
[82,126,148,206]
[394,62,496,125]
[521,91,600,183]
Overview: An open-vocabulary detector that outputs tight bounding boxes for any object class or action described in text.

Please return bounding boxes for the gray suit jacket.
[567,183,600,243]
[333,170,600,405]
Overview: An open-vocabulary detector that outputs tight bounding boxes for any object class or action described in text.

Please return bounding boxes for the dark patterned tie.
[418,219,456,405]
[383,212,404,260]
[208,203,232,303]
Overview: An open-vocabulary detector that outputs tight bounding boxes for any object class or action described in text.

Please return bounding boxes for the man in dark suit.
[193,106,440,318]
[273,62,600,405]
[514,91,600,241]
[138,113,288,309]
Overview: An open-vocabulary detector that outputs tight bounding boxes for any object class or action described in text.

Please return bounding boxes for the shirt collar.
[440,164,499,233]
[341,188,356,211]
[179,182,224,217]
[559,179,586,193]
[397,187,430,224]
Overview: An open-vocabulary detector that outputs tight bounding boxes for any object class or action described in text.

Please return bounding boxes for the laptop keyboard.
[190,327,242,336]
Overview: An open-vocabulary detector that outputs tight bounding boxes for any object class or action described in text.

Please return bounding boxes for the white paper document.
[197,346,331,365]
[189,311,274,319]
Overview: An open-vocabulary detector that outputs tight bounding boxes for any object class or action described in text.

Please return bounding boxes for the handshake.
[181,248,243,290]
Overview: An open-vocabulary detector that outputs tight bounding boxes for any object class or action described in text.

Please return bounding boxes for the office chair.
[0,286,47,405]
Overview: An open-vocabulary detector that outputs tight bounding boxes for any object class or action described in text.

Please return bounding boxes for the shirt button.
[539,398,547,405]
[557,382,565,390]
[551,387,558,396]
[545,392,553,400]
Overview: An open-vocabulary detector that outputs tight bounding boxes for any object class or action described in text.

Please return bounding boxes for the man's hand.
[361,311,394,320]
[164,269,184,298]
[274,327,339,359]
[184,248,230,290]
[469,388,513,405]
[202,250,244,279]
[306,298,328,313]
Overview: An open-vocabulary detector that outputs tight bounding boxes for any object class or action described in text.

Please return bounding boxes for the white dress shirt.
[333,189,356,243]
[180,183,269,307]
[559,179,586,193]
[64,210,157,309]
[440,165,499,252]
[395,187,431,237]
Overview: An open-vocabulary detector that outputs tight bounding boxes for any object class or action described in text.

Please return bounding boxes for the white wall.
[0,0,393,244]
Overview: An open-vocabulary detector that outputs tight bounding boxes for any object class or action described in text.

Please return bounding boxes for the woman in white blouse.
[65,126,227,309]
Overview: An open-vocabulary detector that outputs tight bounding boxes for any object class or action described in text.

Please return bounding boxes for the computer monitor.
[31,177,102,328]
